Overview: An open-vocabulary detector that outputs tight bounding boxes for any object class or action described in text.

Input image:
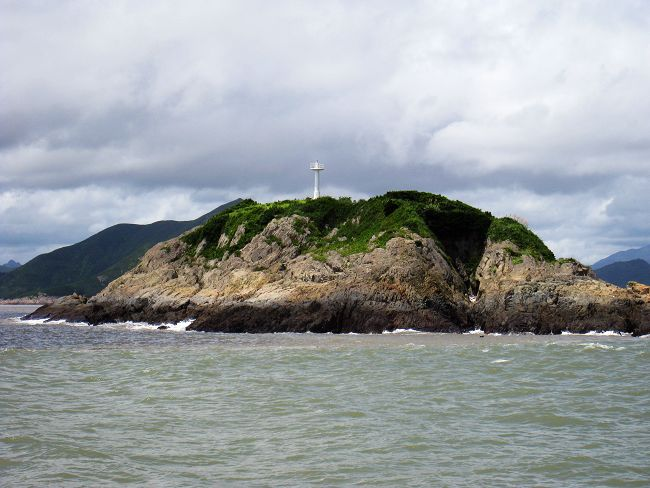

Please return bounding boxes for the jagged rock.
[229,224,246,246]
[27,214,650,335]
[628,282,650,296]
[471,241,650,335]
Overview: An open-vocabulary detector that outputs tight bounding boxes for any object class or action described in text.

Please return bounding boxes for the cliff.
[28,192,650,335]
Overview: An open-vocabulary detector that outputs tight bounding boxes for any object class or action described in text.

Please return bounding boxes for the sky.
[1,0,649,265]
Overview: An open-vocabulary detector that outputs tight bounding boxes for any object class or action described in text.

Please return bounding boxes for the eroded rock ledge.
[27,214,650,336]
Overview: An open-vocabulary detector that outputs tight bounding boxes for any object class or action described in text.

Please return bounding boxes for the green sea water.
[1,305,648,487]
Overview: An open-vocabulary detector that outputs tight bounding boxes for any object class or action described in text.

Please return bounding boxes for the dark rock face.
[188,296,469,334]
[28,295,471,334]
[28,295,198,326]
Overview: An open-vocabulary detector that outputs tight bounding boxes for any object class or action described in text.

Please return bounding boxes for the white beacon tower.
[310,160,324,199]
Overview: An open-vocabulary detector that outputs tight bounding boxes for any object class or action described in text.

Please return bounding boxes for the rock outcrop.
[27,196,650,336]
[472,242,650,335]
[31,216,472,333]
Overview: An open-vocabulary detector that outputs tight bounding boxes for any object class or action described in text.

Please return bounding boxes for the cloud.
[1,0,649,264]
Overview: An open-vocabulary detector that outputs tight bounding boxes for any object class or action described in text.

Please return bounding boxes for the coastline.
[0,296,58,305]
[11,306,647,338]
[25,295,650,336]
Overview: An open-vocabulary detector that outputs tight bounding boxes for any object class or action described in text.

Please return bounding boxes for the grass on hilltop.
[182,191,555,278]
[487,217,555,262]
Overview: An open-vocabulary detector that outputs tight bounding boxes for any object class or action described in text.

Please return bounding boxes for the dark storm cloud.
[1,0,649,264]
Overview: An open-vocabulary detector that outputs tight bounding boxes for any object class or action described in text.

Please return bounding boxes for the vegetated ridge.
[0,200,240,298]
[29,191,650,335]
[182,192,553,287]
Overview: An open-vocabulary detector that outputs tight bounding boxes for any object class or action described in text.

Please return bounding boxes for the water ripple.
[1,307,649,486]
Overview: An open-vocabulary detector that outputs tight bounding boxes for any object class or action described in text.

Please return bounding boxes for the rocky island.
[28,191,650,335]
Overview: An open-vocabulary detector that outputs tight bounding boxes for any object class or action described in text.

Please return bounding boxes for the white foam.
[585,330,631,336]
[464,329,484,335]
[15,317,49,325]
[562,330,631,336]
[15,317,88,326]
[172,318,195,330]
[580,342,614,350]
[116,318,194,332]
[15,316,193,331]
[491,359,511,364]
[382,328,418,334]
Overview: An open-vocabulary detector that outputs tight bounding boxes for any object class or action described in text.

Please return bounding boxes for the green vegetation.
[0,200,240,298]
[488,217,555,262]
[504,247,525,265]
[184,191,555,278]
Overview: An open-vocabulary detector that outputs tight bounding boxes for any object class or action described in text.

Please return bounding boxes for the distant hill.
[594,259,650,288]
[0,260,21,274]
[0,200,240,298]
[592,244,650,270]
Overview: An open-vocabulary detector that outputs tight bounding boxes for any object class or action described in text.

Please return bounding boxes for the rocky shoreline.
[26,213,650,336]
[27,285,650,336]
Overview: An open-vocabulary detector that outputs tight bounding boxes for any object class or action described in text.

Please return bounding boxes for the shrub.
[488,217,555,262]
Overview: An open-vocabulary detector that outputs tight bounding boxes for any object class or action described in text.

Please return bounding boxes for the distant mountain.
[0,200,241,298]
[594,259,650,288]
[592,244,650,270]
[0,260,21,274]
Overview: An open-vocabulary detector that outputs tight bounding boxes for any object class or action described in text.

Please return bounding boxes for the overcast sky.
[1,0,649,265]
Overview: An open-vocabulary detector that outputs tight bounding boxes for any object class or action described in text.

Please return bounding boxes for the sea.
[1,304,648,487]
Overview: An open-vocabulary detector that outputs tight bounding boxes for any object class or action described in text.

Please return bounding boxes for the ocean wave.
[116,319,194,332]
[579,342,627,351]
[15,317,90,326]
[562,330,631,336]
[14,317,50,325]
[585,330,631,336]
[382,328,419,334]
[14,316,193,331]
[464,329,484,335]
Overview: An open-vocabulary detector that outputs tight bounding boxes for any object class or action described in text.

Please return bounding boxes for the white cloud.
[1,1,649,263]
